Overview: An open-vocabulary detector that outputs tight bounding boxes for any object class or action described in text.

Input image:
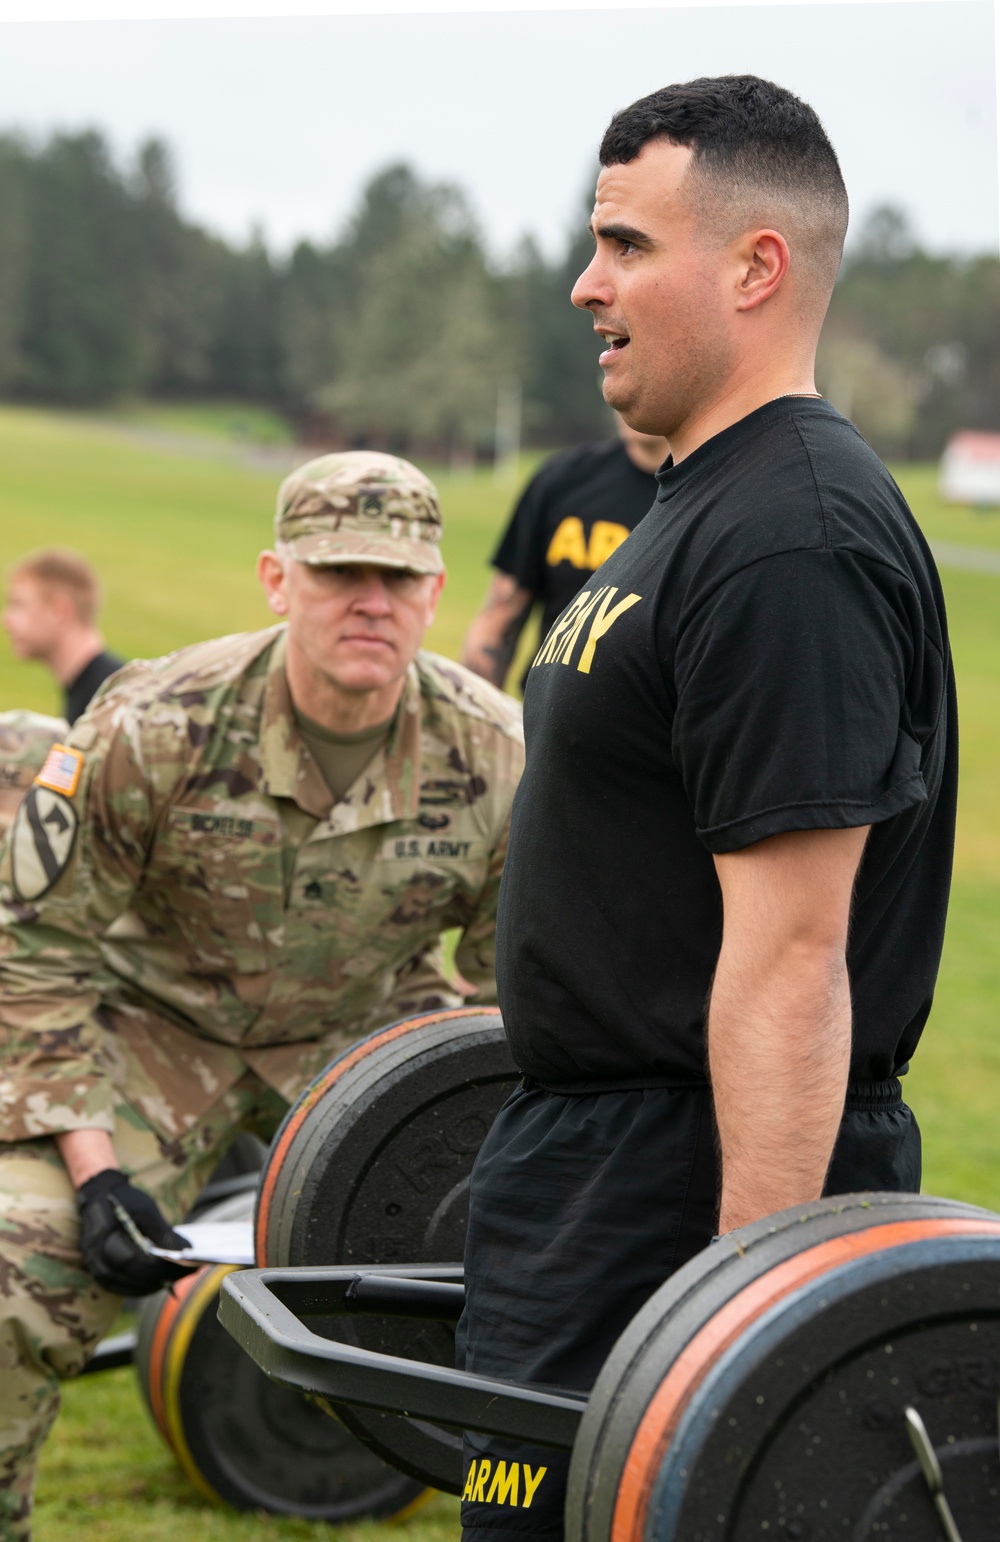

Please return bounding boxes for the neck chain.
[771,391,823,402]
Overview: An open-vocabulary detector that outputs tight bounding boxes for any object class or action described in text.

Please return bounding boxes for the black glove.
[77,1168,194,1296]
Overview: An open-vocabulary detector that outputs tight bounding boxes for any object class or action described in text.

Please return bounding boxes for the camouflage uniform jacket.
[0,625,524,1144]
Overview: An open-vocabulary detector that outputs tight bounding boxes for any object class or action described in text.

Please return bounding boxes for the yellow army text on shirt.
[0,624,524,1147]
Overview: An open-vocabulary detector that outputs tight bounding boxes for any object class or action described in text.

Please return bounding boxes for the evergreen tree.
[0,135,993,459]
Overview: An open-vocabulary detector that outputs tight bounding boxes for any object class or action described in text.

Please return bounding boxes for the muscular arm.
[460,573,535,688]
[709,824,870,1234]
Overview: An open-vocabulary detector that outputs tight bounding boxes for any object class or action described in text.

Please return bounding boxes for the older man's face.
[259,554,445,700]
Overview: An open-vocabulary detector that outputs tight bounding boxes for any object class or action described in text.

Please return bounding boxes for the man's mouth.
[598,331,630,366]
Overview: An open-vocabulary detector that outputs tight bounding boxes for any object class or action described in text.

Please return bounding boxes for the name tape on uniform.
[167,808,262,839]
[378,835,486,863]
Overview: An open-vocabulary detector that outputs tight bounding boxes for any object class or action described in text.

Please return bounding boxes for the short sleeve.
[490,466,557,593]
[672,548,936,852]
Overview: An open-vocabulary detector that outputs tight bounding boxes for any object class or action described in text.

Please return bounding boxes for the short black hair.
[600,76,848,299]
[600,75,843,198]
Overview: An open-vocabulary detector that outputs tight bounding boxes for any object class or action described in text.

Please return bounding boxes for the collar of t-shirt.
[292,705,398,804]
[654,396,837,501]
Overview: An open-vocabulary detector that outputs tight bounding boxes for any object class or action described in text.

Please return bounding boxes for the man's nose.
[571,252,613,313]
[353,575,394,613]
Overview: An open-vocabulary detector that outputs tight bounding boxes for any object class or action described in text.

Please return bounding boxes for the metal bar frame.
[78,1328,138,1375]
[219,1265,586,1450]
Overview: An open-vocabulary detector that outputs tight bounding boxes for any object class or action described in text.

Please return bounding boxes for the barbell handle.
[904,1406,965,1542]
[219,1265,586,1450]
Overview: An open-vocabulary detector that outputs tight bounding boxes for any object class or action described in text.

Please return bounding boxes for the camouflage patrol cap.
[276,452,444,575]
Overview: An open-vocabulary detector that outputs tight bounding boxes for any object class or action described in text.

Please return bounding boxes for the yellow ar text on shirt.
[545,518,631,570]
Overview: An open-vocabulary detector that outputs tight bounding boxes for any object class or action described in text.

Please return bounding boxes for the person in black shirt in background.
[457,76,956,1542]
[3,549,125,723]
[461,416,668,690]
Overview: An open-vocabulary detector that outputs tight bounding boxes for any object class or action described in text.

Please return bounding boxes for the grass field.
[0,403,994,1539]
[100,400,297,447]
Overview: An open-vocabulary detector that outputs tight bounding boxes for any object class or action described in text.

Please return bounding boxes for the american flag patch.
[35,744,84,798]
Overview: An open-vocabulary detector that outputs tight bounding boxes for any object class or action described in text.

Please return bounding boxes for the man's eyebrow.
[587,219,653,247]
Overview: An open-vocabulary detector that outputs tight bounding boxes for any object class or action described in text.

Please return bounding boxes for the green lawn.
[898,462,1000,551]
[0,403,992,1537]
[99,399,297,446]
[0,406,537,716]
[42,1362,460,1542]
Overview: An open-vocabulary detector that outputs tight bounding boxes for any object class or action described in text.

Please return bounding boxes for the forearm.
[709,939,851,1234]
[461,616,523,688]
[450,835,508,1007]
[0,938,117,1140]
[56,1128,118,1188]
[460,575,534,688]
[453,918,498,1004]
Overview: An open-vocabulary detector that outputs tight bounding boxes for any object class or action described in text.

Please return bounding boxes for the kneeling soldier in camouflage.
[0,452,524,1539]
[0,714,67,839]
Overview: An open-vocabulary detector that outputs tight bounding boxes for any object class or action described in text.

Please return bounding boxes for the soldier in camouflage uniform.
[0,715,66,838]
[0,452,524,1539]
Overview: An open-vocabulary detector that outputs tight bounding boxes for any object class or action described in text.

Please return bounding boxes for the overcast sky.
[0,0,994,262]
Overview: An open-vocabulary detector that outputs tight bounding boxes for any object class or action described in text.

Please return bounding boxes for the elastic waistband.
[520,1075,904,1109]
[521,1075,708,1096]
[844,1077,903,1110]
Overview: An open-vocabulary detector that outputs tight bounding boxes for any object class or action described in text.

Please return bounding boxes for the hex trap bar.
[218,1264,586,1450]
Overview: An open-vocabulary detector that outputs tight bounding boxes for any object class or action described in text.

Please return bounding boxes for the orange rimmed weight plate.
[255,1006,499,1264]
[135,1191,430,1520]
[566,1192,1000,1542]
[614,1216,1000,1542]
[253,1006,517,1493]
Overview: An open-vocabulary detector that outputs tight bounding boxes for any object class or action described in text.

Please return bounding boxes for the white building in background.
[939,431,1000,507]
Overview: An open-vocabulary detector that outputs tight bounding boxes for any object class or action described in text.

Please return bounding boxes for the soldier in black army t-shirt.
[457,78,957,1542]
[3,549,124,723]
[461,417,667,690]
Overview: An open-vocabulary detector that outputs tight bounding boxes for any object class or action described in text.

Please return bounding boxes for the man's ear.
[52,590,78,627]
[257,550,289,616]
[426,569,447,624]
[734,229,790,313]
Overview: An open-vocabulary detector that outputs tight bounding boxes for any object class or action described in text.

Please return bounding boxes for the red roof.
[944,431,1000,462]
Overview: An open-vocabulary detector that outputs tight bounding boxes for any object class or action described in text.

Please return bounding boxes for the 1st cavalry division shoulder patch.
[11,786,80,901]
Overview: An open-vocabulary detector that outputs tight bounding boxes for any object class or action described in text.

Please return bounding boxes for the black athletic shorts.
[456,1078,920,1541]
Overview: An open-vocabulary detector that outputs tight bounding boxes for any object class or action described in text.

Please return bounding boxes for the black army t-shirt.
[492,439,659,647]
[495,398,956,1091]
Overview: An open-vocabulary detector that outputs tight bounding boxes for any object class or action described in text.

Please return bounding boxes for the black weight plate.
[568,1192,1000,1542]
[135,1192,428,1520]
[656,1237,1000,1539]
[255,1007,518,1493]
[134,1186,260,1430]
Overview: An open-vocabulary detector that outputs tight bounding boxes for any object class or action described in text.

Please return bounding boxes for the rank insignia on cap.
[10,787,80,901]
[35,744,84,798]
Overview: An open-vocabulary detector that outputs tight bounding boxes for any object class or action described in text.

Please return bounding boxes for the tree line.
[0,130,996,462]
